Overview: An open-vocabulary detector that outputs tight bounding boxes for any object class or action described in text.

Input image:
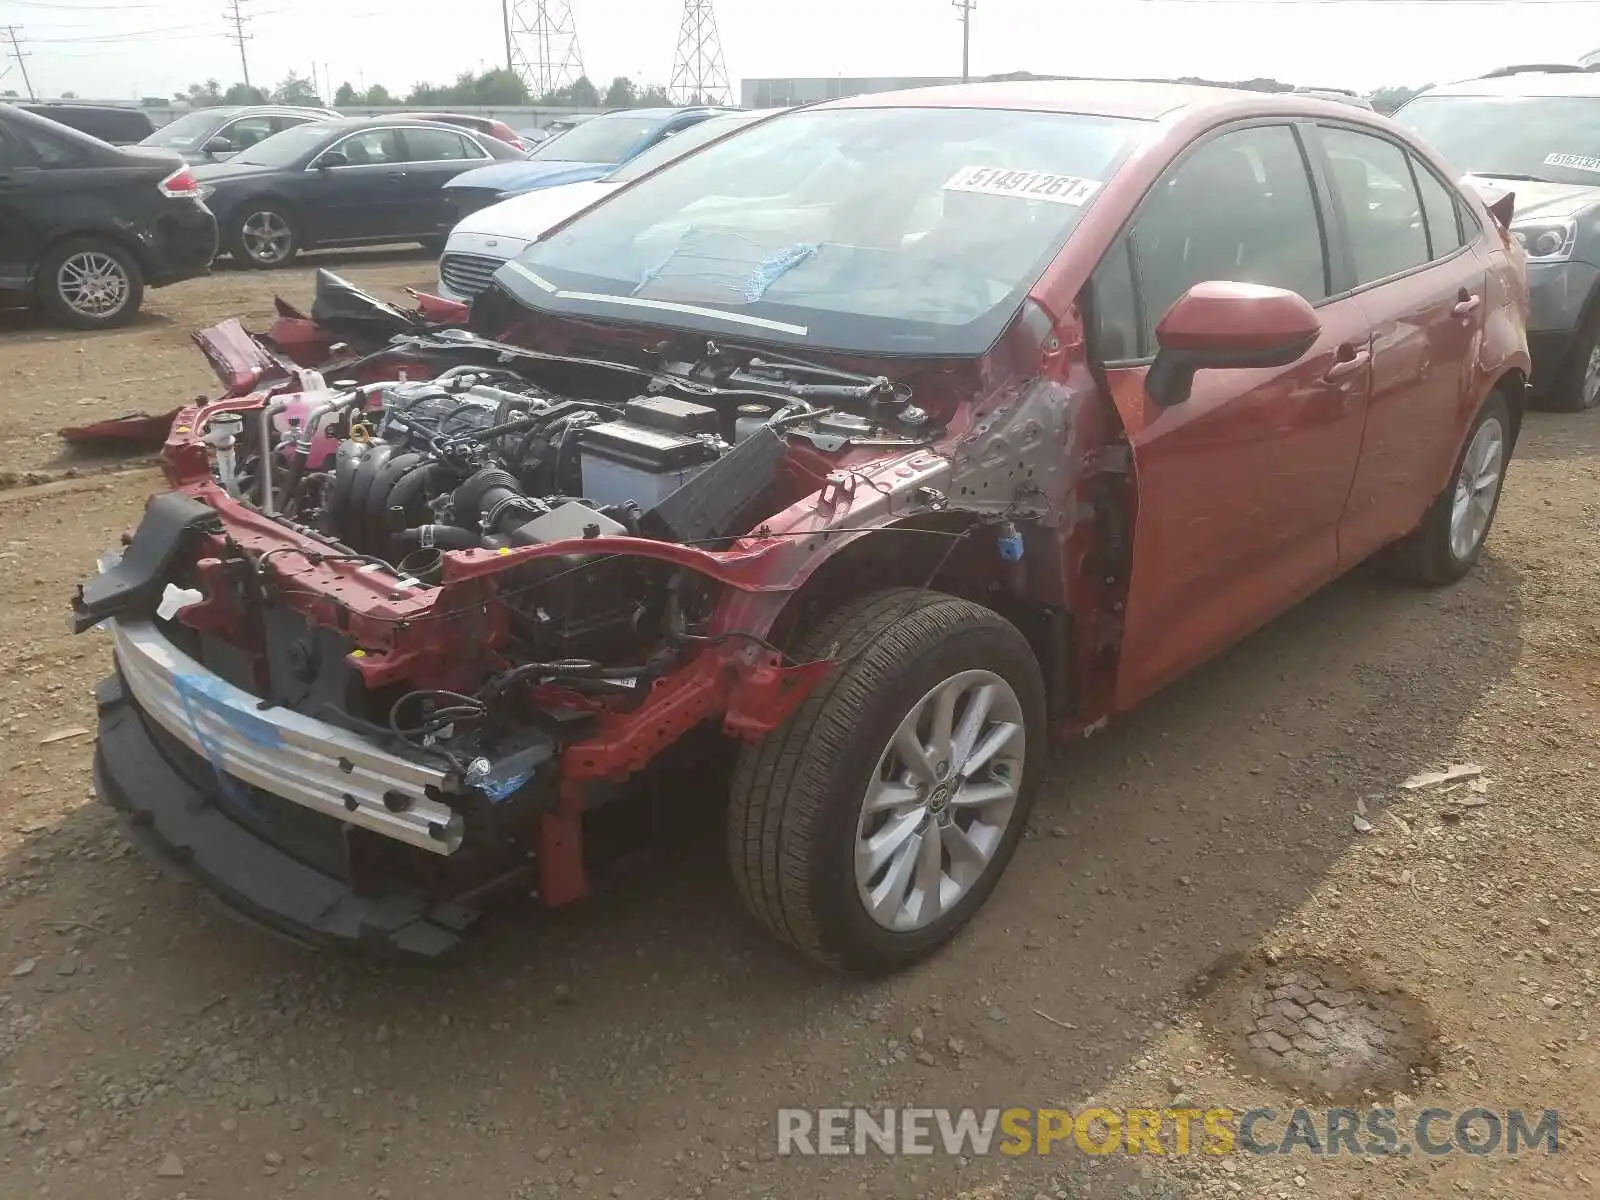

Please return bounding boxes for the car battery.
[579,418,724,510]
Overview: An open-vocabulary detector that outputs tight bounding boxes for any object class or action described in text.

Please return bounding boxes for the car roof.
[200,105,338,117]
[821,77,1365,121]
[1420,67,1600,97]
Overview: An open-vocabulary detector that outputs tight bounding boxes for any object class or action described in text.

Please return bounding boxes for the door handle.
[1322,348,1370,383]
[386,170,407,179]
[1453,293,1482,317]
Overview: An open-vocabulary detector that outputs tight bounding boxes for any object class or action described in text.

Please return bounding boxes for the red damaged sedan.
[73,80,1530,972]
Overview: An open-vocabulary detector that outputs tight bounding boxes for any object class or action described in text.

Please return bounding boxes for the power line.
[954,0,975,82]
[4,25,37,100]
[223,0,252,88]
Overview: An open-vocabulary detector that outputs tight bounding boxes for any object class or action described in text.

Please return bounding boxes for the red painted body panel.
[1102,294,1374,710]
[1339,254,1488,561]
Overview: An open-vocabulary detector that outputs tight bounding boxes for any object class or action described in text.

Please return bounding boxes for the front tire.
[1543,310,1600,412]
[231,205,299,269]
[727,589,1046,974]
[37,237,144,329]
[1386,393,1511,586]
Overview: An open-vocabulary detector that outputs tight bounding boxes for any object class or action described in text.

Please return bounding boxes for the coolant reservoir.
[273,371,342,470]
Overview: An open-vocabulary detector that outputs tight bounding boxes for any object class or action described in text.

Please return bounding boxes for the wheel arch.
[762,512,1076,721]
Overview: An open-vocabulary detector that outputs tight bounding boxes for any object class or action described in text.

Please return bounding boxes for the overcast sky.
[4,0,1600,102]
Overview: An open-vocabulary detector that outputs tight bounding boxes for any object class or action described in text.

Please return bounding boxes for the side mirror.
[1146,282,1321,408]
[316,151,347,170]
[203,136,237,157]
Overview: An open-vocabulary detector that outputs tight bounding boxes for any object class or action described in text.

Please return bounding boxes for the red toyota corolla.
[74,80,1529,973]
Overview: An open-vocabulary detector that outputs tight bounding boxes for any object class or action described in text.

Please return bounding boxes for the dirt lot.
[0,256,1596,1200]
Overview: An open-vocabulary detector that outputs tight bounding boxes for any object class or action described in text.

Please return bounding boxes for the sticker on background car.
[1543,152,1600,173]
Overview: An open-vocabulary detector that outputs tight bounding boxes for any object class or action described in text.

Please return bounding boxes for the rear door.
[0,122,37,299]
[1089,121,1375,709]
[1312,124,1490,560]
[305,127,409,242]
[393,127,492,236]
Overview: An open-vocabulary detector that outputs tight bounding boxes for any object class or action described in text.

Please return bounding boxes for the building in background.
[740,77,960,107]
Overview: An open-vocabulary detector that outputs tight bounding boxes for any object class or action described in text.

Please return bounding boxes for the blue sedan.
[441,107,728,222]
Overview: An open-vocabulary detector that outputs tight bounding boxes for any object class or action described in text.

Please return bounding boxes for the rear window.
[528,114,661,163]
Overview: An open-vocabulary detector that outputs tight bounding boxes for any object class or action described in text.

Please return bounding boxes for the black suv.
[19,102,155,145]
[0,104,218,329]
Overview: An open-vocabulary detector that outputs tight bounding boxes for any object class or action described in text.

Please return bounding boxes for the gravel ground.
[0,254,1595,1199]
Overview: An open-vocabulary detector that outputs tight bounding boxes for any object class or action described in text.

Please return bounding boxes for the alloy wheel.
[1449,416,1505,561]
[56,251,130,320]
[241,211,292,264]
[854,669,1027,932]
[1583,342,1600,409]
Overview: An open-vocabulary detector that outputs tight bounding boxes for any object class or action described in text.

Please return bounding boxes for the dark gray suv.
[1396,65,1600,410]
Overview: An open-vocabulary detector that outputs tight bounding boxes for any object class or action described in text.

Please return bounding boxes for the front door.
[304,127,409,243]
[1088,122,1374,710]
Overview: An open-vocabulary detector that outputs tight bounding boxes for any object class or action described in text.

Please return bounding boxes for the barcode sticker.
[943,166,1103,206]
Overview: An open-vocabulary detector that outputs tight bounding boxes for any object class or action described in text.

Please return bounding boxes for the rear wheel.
[726,589,1045,974]
[37,237,144,329]
[231,205,298,269]
[1386,393,1511,586]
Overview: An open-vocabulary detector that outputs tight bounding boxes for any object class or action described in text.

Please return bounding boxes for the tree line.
[158,69,1429,114]
[168,68,682,110]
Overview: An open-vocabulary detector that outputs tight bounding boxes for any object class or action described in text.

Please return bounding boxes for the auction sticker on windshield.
[1544,152,1600,174]
[943,166,1103,206]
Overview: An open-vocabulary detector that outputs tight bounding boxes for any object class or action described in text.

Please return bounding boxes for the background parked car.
[439,106,729,223]
[139,105,340,164]
[19,102,155,145]
[1395,64,1600,410]
[192,116,522,268]
[405,112,530,154]
[0,103,216,329]
[437,108,775,302]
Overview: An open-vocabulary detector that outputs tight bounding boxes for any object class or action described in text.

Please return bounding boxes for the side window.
[1129,124,1328,355]
[324,128,402,166]
[401,127,479,163]
[1409,155,1467,259]
[13,124,87,168]
[220,115,274,150]
[272,115,316,134]
[1090,237,1140,361]
[0,127,17,170]
[1319,126,1429,284]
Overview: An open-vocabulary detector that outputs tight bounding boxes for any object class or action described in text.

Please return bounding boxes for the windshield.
[141,110,222,149]
[501,105,1141,354]
[1395,94,1600,185]
[230,122,335,167]
[528,114,664,163]
[605,113,760,182]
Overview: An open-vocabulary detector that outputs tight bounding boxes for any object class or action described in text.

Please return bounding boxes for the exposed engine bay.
[69,274,1092,955]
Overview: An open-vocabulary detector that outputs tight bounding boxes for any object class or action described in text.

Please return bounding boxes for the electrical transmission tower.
[505,0,586,99]
[224,0,253,88]
[668,0,730,106]
[3,25,35,101]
